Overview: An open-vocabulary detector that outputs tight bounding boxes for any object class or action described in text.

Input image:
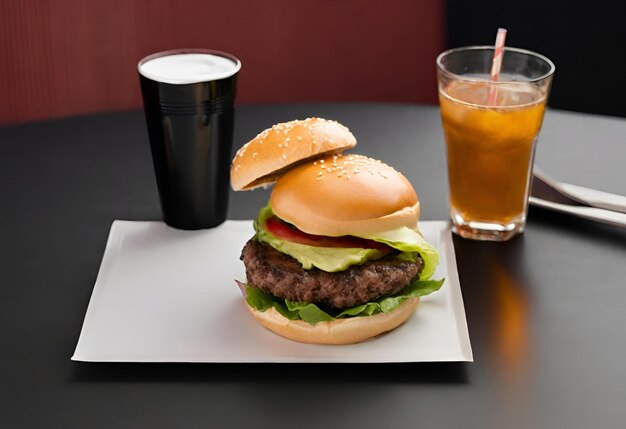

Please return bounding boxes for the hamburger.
[231,118,443,344]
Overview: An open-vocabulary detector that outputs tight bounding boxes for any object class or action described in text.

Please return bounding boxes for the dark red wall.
[0,0,444,125]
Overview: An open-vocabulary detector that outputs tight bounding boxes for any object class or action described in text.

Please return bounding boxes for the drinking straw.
[487,28,507,106]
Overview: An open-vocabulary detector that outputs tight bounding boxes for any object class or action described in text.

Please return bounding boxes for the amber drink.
[437,47,555,241]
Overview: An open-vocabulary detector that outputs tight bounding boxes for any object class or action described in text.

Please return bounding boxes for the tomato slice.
[265,217,391,251]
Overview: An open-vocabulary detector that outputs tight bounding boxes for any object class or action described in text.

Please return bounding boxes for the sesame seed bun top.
[230,118,357,191]
[270,154,420,237]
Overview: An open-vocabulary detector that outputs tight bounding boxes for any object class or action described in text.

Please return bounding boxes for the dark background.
[0,0,444,124]
[2,0,625,124]
[446,0,626,117]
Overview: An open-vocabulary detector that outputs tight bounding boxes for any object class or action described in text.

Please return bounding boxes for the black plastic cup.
[138,49,240,230]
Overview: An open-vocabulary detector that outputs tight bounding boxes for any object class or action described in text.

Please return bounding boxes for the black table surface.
[1,104,625,428]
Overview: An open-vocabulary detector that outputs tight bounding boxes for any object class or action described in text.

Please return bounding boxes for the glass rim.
[137,48,241,85]
[436,45,556,84]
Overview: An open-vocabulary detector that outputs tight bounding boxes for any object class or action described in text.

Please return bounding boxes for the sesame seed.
[285,137,291,142]
[282,155,287,160]
[296,136,302,141]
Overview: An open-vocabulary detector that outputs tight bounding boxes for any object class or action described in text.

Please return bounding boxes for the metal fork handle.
[530,196,626,229]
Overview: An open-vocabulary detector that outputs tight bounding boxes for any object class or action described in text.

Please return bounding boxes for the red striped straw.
[487,28,508,105]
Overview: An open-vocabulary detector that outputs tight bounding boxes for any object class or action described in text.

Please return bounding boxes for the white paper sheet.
[72,220,472,363]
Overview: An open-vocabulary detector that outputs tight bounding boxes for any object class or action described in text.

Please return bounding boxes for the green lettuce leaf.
[243,278,445,326]
[254,204,386,272]
[244,286,299,320]
[355,227,440,280]
[254,204,439,278]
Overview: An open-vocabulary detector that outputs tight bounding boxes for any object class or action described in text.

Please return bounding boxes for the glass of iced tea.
[437,46,555,241]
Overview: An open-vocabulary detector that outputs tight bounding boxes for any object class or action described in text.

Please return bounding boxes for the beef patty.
[241,239,423,309]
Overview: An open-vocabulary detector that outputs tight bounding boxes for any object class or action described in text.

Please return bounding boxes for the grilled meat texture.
[241,239,423,309]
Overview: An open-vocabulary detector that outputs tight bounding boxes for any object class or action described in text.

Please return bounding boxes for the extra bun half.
[231,118,357,191]
[247,298,419,345]
[270,154,419,237]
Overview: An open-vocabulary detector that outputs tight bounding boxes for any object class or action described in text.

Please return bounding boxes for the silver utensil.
[533,167,626,214]
[530,169,626,229]
[529,196,626,229]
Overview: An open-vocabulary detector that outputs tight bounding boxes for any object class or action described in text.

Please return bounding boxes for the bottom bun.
[246,298,419,345]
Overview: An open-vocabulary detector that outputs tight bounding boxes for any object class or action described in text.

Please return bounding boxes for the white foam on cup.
[139,53,240,84]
